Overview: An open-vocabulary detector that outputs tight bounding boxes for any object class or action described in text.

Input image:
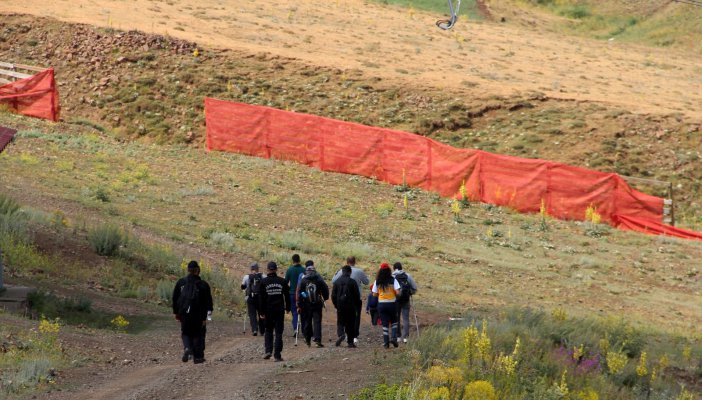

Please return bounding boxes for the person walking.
[366,282,379,326]
[241,262,264,336]
[297,261,330,347]
[172,260,213,364]
[372,262,400,349]
[392,262,418,343]
[331,256,369,346]
[332,265,361,348]
[284,254,305,336]
[259,261,291,361]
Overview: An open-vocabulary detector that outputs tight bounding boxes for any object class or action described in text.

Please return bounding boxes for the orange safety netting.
[0,68,60,122]
[205,98,701,241]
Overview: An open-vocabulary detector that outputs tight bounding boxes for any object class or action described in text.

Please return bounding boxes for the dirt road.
[35,315,386,400]
[2,0,701,118]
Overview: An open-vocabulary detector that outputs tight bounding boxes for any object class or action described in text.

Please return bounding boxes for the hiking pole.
[294,316,301,346]
[243,312,247,334]
[410,296,420,337]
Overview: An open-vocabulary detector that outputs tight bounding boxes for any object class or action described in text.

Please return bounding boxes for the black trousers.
[247,298,264,334]
[338,307,357,344]
[181,321,206,360]
[264,312,285,358]
[302,306,323,343]
[337,299,363,339]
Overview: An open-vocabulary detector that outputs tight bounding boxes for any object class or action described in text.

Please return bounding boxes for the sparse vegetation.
[87,224,126,257]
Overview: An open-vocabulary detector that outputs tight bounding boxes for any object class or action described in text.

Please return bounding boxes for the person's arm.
[283,280,291,313]
[408,274,418,294]
[331,282,338,309]
[204,282,214,320]
[372,280,379,297]
[241,275,248,291]
[284,269,291,286]
[258,280,267,318]
[359,270,370,286]
[331,269,341,284]
[393,278,401,296]
[351,281,361,307]
[322,280,330,301]
[172,279,181,316]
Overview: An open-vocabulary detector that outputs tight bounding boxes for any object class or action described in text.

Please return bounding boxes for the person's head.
[267,261,278,274]
[342,265,352,276]
[292,254,301,264]
[187,260,200,275]
[393,262,403,271]
[346,256,356,266]
[375,262,393,288]
[305,260,315,275]
[250,262,259,272]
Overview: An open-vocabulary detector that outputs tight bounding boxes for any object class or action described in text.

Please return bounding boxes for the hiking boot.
[391,340,399,348]
[403,338,408,344]
[335,335,346,347]
[353,337,359,345]
[305,338,311,347]
[314,341,324,348]
[274,356,284,362]
[252,331,258,337]
[193,358,205,364]
[383,343,389,349]
[347,343,357,348]
[182,348,192,363]
[263,353,272,360]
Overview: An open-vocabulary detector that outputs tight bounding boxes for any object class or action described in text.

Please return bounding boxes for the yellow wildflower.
[39,317,61,335]
[463,380,497,400]
[477,320,491,362]
[428,386,450,400]
[606,350,628,375]
[636,351,648,377]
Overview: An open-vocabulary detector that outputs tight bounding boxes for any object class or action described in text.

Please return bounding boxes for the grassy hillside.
[1,15,701,230]
[494,0,702,51]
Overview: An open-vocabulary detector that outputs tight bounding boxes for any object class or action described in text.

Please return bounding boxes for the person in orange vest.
[371,262,400,348]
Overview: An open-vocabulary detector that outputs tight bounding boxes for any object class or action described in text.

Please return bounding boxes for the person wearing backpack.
[284,254,305,336]
[296,261,330,347]
[331,256,369,346]
[241,262,264,336]
[332,265,361,348]
[392,262,418,344]
[258,261,291,361]
[372,262,400,349]
[172,260,213,364]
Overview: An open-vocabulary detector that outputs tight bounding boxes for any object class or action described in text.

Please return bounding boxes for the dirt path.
[2,0,702,118]
[34,313,389,400]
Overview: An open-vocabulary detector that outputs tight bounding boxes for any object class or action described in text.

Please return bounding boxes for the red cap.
[380,262,390,270]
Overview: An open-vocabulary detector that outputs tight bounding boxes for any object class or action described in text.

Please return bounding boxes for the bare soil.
[1,0,701,117]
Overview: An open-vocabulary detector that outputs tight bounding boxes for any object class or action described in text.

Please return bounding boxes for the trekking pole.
[294,316,300,346]
[410,296,420,337]
[243,310,248,334]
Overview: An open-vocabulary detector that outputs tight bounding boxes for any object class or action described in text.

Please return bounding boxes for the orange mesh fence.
[0,68,60,122]
[205,98,701,241]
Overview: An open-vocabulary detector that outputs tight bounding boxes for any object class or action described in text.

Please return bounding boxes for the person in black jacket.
[172,260,213,364]
[332,265,361,348]
[241,262,264,336]
[297,261,330,347]
[258,261,291,361]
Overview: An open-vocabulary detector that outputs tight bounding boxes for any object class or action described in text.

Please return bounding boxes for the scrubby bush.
[87,224,126,256]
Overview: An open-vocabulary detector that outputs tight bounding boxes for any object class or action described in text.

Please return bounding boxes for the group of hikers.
[171,255,418,363]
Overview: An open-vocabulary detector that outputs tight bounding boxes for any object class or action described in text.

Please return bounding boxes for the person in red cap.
[371,262,401,348]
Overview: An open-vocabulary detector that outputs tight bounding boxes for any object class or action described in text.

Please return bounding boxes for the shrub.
[0,194,20,215]
[156,279,174,305]
[87,224,126,256]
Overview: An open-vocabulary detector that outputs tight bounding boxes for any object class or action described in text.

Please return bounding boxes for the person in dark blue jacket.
[258,261,291,361]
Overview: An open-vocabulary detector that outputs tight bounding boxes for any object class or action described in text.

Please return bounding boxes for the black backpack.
[246,273,262,297]
[337,281,352,309]
[305,281,319,304]
[396,273,412,303]
[177,279,200,319]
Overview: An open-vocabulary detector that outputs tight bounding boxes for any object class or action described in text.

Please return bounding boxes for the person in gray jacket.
[331,256,369,345]
[392,262,418,343]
